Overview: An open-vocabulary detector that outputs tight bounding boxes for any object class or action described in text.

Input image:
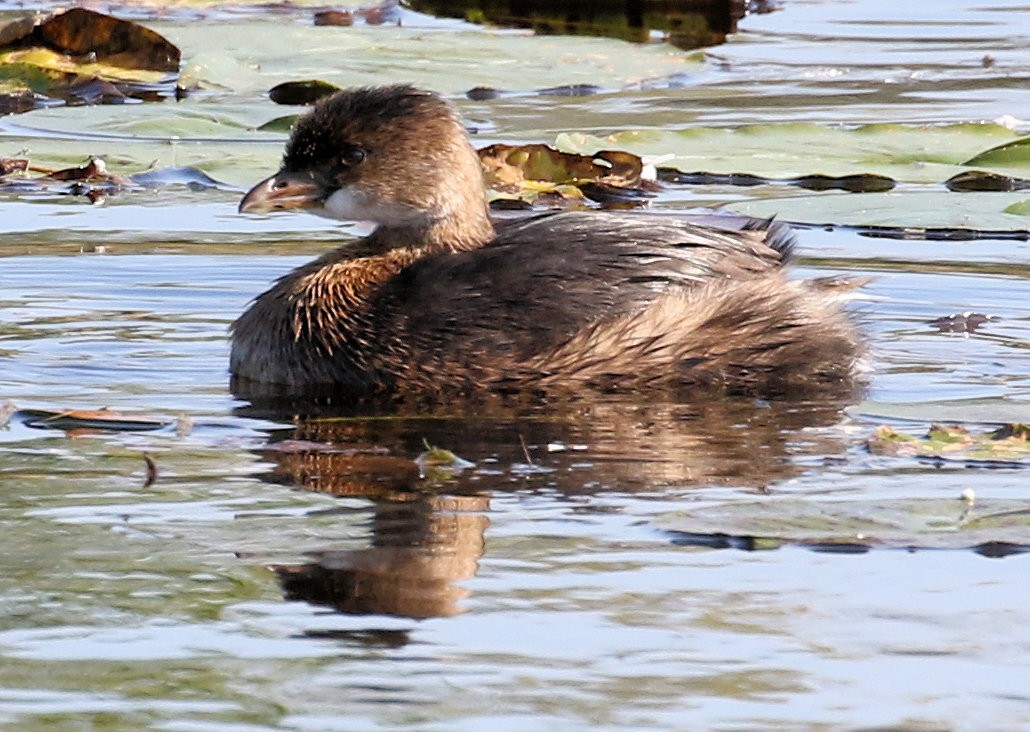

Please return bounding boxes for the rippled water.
[1,1,1029,729]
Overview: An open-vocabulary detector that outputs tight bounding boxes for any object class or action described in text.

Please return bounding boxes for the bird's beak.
[238,170,324,214]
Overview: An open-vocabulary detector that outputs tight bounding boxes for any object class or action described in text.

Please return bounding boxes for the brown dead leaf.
[34,8,179,72]
[142,452,158,487]
[0,158,28,175]
[268,79,341,106]
[479,143,643,187]
[478,143,651,207]
[19,408,170,432]
[314,10,355,26]
[48,156,130,185]
[0,8,180,114]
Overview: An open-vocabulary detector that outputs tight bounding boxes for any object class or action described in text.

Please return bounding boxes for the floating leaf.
[0,155,231,200]
[656,498,1030,552]
[557,123,1022,183]
[478,143,652,206]
[32,8,179,72]
[1004,199,1030,216]
[0,8,180,114]
[661,169,895,193]
[945,170,1030,192]
[867,423,1030,465]
[928,312,998,333]
[313,10,356,27]
[415,441,475,480]
[268,79,341,106]
[963,136,1030,167]
[728,191,1030,232]
[48,156,128,184]
[0,157,28,175]
[257,114,300,132]
[18,408,171,432]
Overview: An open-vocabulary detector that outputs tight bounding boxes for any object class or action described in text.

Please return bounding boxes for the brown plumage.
[232,84,862,399]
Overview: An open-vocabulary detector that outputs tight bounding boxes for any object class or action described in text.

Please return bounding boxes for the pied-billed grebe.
[233,84,861,398]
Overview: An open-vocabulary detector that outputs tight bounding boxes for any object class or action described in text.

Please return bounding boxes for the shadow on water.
[407,0,760,50]
[240,391,857,622]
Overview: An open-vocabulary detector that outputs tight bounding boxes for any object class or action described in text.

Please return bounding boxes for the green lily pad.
[727,191,1030,231]
[257,114,301,132]
[556,123,1025,183]
[656,498,1030,551]
[1004,199,1030,216]
[963,136,1030,167]
[867,423,1030,465]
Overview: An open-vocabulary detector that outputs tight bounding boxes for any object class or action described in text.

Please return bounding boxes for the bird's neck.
[370,197,495,254]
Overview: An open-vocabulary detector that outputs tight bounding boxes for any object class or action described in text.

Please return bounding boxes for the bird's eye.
[341,147,366,167]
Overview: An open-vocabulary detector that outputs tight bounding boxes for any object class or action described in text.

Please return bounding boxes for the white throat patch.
[322,187,427,227]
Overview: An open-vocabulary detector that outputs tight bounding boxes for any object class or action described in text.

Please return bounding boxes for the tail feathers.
[740,216,797,261]
[526,271,861,395]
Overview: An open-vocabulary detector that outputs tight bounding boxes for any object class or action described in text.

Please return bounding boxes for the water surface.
[1,1,1029,729]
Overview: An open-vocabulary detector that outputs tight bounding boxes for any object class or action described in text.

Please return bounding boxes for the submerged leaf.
[656,498,1030,552]
[415,441,475,480]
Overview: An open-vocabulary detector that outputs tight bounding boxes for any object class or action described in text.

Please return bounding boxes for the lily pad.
[0,155,232,200]
[0,8,180,113]
[661,169,896,193]
[867,423,1030,465]
[727,191,1030,233]
[656,498,1030,552]
[945,170,1030,192]
[268,79,341,106]
[556,123,1025,183]
[30,8,179,72]
[1004,199,1030,216]
[963,136,1030,167]
[479,143,652,205]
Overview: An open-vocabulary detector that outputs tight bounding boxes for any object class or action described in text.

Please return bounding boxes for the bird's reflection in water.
[272,495,489,619]
[244,392,857,622]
